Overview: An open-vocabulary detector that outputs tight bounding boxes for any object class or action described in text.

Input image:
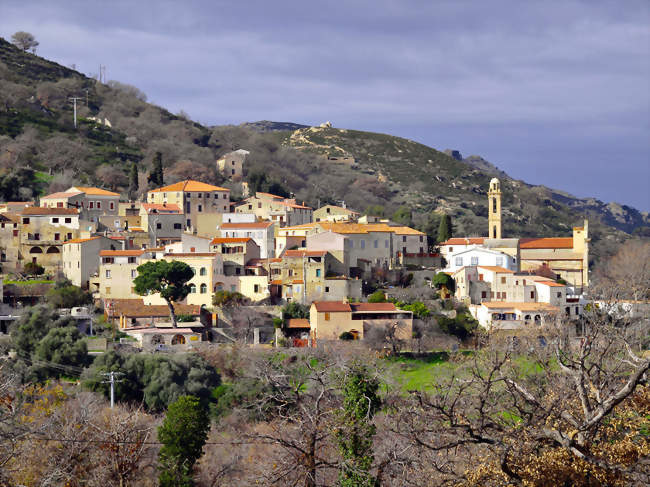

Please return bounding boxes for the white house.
[445,247,516,273]
[218,221,275,258]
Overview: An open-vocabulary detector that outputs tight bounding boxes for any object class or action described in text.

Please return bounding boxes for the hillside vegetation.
[0,36,647,264]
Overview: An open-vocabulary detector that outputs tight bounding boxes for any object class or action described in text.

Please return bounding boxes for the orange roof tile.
[440,237,486,246]
[105,298,200,318]
[535,281,566,287]
[477,266,514,273]
[210,237,252,244]
[270,279,283,285]
[520,238,573,249]
[63,236,102,244]
[70,186,120,196]
[286,318,310,328]
[255,192,285,200]
[149,180,229,193]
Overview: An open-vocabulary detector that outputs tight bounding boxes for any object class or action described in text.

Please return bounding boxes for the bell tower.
[488,178,502,239]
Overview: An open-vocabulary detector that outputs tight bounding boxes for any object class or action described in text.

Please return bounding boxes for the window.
[22,217,30,224]
[52,217,59,223]
[197,193,202,198]
[455,257,463,266]
[97,201,102,209]
[481,291,487,298]
[131,269,137,278]
[89,202,94,209]
[200,267,207,276]
[258,202,262,209]
[402,236,406,242]
[65,218,71,223]
[156,223,162,229]
[325,286,330,293]
[349,241,354,248]
[419,236,423,242]
[530,291,535,299]
[173,223,182,229]
[316,269,321,277]
[373,240,378,248]
[198,204,202,212]
[110,202,115,210]
[254,284,259,293]
[223,193,228,199]
[385,240,389,248]
[200,283,207,294]
[67,233,72,240]
[557,292,562,298]
[34,233,40,240]
[471,256,478,265]
[493,197,497,213]
[54,233,60,241]
[57,202,63,208]
[105,270,111,278]
[496,256,504,266]
[360,240,365,249]
[248,204,253,210]
[501,277,506,284]
[502,292,506,300]
[231,285,236,292]
[105,287,111,294]
[325,312,330,321]
[190,284,196,293]
[205,193,210,199]
[186,219,191,227]
[128,257,136,264]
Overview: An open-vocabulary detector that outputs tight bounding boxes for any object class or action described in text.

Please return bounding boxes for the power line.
[69,96,82,128]
[101,371,124,408]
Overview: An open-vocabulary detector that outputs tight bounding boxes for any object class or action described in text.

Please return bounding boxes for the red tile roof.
[105,298,201,317]
[163,253,218,257]
[440,237,486,246]
[63,236,103,244]
[312,301,352,312]
[70,186,120,196]
[520,238,573,249]
[21,207,80,216]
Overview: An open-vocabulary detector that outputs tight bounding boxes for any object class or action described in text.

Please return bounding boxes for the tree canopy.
[11,31,39,52]
[133,260,194,327]
[437,213,452,243]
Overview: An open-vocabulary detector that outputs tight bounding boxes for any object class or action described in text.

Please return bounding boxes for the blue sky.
[2,0,649,210]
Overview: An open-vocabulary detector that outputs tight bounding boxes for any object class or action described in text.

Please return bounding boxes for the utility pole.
[84,88,89,107]
[69,97,82,128]
[101,371,124,408]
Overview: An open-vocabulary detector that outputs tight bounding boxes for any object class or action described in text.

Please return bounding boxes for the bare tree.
[11,31,39,52]
[392,317,650,486]
[95,164,128,191]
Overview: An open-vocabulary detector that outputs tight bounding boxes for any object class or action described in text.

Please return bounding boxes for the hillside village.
[0,146,593,348]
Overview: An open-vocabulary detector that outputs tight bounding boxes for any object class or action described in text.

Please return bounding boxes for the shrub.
[340,331,355,341]
[212,290,247,307]
[367,290,387,303]
[24,261,45,276]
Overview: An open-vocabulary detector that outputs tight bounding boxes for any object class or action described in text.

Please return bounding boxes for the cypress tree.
[128,162,139,198]
[148,151,164,188]
[437,213,452,243]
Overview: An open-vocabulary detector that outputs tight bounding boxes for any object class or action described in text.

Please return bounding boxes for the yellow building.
[62,236,118,289]
[40,186,120,223]
[234,192,313,227]
[313,205,359,223]
[147,180,230,233]
[216,149,248,180]
[309,301,413,341]
[18,207,84,273]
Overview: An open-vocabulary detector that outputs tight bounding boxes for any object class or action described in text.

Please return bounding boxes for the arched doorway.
[534,315,541,324]
[46,246,60,254]
[171,334,186,345]
[29,246,43,254]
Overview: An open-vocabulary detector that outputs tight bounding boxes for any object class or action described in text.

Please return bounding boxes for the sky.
[1,0,649,210]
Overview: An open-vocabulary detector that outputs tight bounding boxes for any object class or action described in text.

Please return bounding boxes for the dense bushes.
[83,351,220,412]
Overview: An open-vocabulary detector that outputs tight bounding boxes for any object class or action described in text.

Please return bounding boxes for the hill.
[0,36,647,264]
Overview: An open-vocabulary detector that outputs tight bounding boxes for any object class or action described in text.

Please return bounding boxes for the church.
[440,178,590,294]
